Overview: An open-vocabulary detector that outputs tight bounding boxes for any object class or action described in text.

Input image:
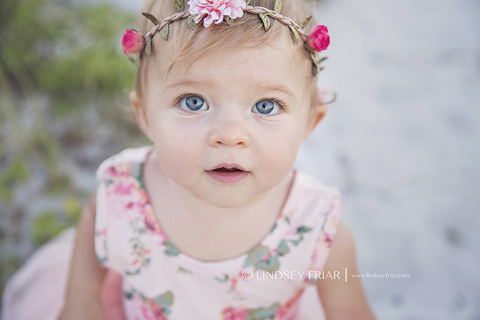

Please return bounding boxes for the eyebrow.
[258,84,296,99]
[164,80,296,99]
[163,79,213,92]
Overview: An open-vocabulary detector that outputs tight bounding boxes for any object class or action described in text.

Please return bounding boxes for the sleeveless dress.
[94,145,343,320]
[1,145,343,320]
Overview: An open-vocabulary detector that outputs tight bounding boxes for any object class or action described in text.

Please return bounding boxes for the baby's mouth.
[212,167,243,172]
[206,164,249,183]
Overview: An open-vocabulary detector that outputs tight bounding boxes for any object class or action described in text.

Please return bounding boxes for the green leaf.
[163,244,178,256]
[142,258,151,267]
[296,225,312,234]
[224,16,234,25]
[187,14,197,29]
[153,291,174,308]
[142,12,160,25]
[289,25,300,44]
[164,241,180,256]
[161,23,170,41]
[274,0,283,13]
[178,266,192,274]
[145,37,152,55]
[247,303,280,320]
[256,256,280,272]
[125,268,141,276]
[305,44,315,55]
[243,245,269,268]
[269,223,277,233]
[276,239,290,256]
[127,56,136,65]
[174,0,184,12]
[124,291,134,300]
[300,15,312,29]
[259,13,271,31]
[215,274,229,282]
[96,254,107,265]
[290,235,304,246]
[246,0,252,5]
[317,56,328,64]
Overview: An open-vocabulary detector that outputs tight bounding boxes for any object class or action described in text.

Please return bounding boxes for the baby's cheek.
[260,136,299,174]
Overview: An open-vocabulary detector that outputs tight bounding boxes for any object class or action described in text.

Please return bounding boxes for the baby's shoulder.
[287,170,343,231]
[95,145,153,183]
[294,170,343,204]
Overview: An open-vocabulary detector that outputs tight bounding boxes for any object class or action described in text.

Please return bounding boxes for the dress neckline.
[135,145,299,272]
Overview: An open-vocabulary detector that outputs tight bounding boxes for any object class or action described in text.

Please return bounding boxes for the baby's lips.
[210,163,246,171]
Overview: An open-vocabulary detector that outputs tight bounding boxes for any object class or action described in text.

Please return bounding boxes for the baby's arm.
[57,193,107,320]
[316,222,376,320]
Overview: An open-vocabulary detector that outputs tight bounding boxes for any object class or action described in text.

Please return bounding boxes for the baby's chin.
[194,185,265,209]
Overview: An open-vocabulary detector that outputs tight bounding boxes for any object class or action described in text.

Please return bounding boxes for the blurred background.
[1,0,479,319]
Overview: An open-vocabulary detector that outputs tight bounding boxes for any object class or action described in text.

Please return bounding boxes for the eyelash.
[173,94,287,114]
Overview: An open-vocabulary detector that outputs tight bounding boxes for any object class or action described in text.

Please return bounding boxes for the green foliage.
[0,157,30,201]
[30,197,83,246]
[1,0,136,109]
[31,211,69,246]
[0,0,137,202]
[0,0,140,302]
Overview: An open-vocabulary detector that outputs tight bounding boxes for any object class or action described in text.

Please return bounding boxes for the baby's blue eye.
[252,100,280,115]
[180,96,208,111]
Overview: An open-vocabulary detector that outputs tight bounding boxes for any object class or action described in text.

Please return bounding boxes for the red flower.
[121,29,145,55]
[307,25,330,52]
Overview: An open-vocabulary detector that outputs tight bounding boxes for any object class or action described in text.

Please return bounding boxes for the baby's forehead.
[149,30,311,90]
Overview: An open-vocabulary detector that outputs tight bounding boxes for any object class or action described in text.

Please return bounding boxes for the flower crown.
[121,0,330,75]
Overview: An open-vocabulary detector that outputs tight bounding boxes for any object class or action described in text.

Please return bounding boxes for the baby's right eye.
[179,95,208,111]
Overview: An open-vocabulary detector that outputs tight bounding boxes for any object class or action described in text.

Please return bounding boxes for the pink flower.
[324,232,332,247]
[188,0,246,27]
[307,25,330,52]
[275,290,303,319]
[106,165,130,179]
[122,29,145,55]
[144,211,159,233]
[114,181,134,195]
[140,298,167,320]
[222,306,248,320]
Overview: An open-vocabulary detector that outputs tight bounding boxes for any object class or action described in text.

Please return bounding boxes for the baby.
[58,0,376,318]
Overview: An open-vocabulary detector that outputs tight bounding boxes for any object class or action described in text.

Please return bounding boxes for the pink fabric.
[1,229,74,320]
[2,145,343,320]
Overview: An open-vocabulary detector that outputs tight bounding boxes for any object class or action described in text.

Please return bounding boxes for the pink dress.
[2,145,343,320]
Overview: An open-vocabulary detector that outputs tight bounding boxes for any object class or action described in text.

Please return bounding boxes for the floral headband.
[121,0,330,75]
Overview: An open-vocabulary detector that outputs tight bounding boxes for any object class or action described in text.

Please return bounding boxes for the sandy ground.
[18,0,480,318]
[300,1,480,319]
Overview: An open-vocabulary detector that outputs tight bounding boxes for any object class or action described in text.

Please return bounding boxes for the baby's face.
[139,34,317,208]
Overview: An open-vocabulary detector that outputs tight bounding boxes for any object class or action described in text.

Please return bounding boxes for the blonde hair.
[134,0,320,109]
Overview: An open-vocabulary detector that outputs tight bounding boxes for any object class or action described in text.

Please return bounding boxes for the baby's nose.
[208,120,250,148]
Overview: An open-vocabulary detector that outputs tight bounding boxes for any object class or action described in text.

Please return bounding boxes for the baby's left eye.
[252,100,281,115]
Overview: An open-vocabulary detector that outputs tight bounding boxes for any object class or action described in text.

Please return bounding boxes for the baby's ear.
[129,91,153,141]
[302,87,329,141]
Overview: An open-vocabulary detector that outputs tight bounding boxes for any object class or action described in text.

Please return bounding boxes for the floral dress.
[93,145,344,320]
